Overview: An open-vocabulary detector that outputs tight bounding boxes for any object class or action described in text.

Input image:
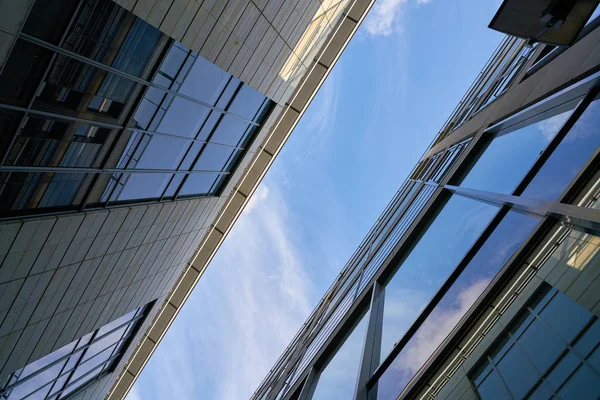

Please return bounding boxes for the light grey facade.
[253,6,600,400]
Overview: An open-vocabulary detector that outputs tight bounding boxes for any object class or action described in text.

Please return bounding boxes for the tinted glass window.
[522,96,600,201]
[376,211,539,400]
[310,312,368,400]
[380,195,498,361]
[0,306,147,399]
[459,110,571,194]
[472,287,600,400]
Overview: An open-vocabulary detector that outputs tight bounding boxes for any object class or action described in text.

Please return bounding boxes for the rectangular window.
[522,94,600,201]
[457,108,572,195]
[379,195,499,364]
[375,210,540,400]
[471,286,600,400]
[0,305,150,400]
[309,310,369,400]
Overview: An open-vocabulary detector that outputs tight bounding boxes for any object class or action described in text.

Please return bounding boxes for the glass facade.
[472,286,600,400]
[0,0,273,219]
[0,305,148,399]
[253,23,600,400]
[310,312,368,400]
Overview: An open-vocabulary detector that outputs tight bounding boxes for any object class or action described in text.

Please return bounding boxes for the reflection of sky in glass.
[311,312,368,400]
[3,309,139,399]
[376,211,539,400]
[460,110,571,194]
[523,97,600,201]
[112,40,270,202]
[380,195,499,362]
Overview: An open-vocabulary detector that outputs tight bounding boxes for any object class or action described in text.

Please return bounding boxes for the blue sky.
[128,1,504,399]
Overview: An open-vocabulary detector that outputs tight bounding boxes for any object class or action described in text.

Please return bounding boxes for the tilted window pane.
[522,96,600,201]
[380,195,498,362]
[310,312,368,400]
[477,371,510,400]
[155,96,211,139]
[117,173,173,201]
[472,286,600,400]
[192,144,237,172]
[178,56,230,105]
[376,211,539,400]
[179,173,220,197]
[0,306,146,400]
[133,135,192,170]
[459,110,571,194]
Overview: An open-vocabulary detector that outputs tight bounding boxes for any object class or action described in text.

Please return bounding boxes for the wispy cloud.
[302,67,341,155]
[363,0,433,37]
[130,180,315,400]
[365,0,407,36]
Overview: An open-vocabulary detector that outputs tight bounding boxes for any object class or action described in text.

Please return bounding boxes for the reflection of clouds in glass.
[395,278,490,376]
[537,112,569,142]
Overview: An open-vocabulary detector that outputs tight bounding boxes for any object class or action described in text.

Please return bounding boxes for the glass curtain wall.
[0,305,149,400]
[0,0,274,219]
[261,77,600,400]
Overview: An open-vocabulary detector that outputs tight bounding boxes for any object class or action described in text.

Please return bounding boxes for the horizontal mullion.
[18,33,260,127]
[0,166,230,175]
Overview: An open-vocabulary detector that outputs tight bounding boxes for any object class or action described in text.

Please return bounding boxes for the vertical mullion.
[354,282,383,400]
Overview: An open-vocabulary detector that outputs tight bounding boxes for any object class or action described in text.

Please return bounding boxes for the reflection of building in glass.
[0,0,374,398]
[253,6,600,400]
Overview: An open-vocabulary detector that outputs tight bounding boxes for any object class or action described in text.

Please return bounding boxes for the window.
[310,311,368,400]
[375,211,540,400]
[471,287,600,400]
[0,305,149,399]
[379,195,499,363]
[457,108,572,194]
[522,95,600,201]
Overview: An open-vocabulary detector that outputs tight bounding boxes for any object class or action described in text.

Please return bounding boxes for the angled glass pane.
[227,85,267,120]
[133,135,191,170]
[376,211,539,399]
[117,173,172,201]
[193,144,236,172]
[156,96,211,138]
[380,195,499,362]
[522,96,600,201]
[477,370,511,400]
[557,363,600,399]
[0,306,146,400]
[178,56,230,105]
[310,312,368,400]
[178,173,219,197]
[458,110,572,194]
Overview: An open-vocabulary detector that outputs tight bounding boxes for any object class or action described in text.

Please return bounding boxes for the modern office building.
[252,3,600,400]
[0,0,375,398]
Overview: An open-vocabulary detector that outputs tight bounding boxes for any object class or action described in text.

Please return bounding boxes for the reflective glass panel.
[472,287,600,400]
[117,173,172,201]
[376,211,539,400]
[522,96,600,201]
[310,312,368,400]
[380,195,498,361]
[0,306,146,399]
[178,173,220,197]
[178,56,230,105]
[459,110,571,194]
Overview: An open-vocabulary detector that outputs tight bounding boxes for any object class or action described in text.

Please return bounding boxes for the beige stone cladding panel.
[0,197,212,383]
[110,0,348,105]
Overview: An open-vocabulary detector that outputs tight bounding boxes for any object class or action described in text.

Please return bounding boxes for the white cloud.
[416,0,431,4]
[365,0,407,36]
[130,180,315,400]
